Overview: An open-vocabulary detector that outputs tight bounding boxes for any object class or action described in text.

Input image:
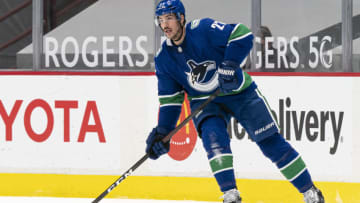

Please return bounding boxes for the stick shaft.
[92,154,149,203]
[92,89,220,203]
[162,89,221,143]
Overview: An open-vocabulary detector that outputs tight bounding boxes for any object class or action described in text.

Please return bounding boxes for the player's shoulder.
[186,18,216,32]
[155,39,171,60]
[155,40,174,71]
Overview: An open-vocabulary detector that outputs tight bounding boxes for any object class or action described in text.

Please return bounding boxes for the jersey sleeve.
[155,62,184,131]
[224,23,254,66]
[198,18,254,66]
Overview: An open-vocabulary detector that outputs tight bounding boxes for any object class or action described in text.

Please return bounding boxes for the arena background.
[0,0,359,202]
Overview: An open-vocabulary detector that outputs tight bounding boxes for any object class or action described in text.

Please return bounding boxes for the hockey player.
[145,0,325,202]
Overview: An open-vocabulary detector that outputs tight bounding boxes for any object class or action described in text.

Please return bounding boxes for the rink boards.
[0,72,359,202]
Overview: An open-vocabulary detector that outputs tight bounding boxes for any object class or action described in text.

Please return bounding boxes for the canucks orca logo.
[186,60,218,92]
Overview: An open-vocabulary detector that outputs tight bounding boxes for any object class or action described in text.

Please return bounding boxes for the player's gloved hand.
[145,126,170,160]
[218,60,244,94]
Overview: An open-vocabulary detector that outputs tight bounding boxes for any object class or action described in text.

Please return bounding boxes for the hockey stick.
[92,89,221,203]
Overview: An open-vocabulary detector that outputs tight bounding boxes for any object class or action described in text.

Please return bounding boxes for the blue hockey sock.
[201,117,237,192]
[257,134,314,193]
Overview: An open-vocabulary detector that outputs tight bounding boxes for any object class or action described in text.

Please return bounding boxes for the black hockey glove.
[145,127,170,160]
[218,60,244,94]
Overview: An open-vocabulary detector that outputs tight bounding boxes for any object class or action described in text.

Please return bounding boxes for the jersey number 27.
[211,21,225,30]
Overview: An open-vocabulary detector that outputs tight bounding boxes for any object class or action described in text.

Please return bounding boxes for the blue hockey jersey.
[155,18,256,130]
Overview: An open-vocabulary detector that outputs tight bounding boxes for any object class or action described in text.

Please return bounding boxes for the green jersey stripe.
[159,92,185,105]
[228,24,251,42]
[280,156,307,180]
[228,32,253,44]
[209,154,233,174]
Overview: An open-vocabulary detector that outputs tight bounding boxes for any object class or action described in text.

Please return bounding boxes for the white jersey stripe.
[158,91,184,99]
[160,103,183,108]
[227,32,253,44]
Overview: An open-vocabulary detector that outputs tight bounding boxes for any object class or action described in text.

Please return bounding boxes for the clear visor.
[154,14,178,26]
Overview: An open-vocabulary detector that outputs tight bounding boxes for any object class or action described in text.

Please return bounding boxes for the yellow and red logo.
[168,94,198,161]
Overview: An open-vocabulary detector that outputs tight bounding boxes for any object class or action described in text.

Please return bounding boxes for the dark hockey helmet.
[155,0,185,23]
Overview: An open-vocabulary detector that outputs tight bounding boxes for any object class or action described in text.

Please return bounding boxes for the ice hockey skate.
[303,186,325,203]
[222,188,242,203]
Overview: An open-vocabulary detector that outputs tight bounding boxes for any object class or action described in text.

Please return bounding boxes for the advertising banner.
[0,75,158,174]
[0,74,358,183]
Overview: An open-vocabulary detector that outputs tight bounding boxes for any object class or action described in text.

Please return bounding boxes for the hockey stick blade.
[91,89,220,203]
